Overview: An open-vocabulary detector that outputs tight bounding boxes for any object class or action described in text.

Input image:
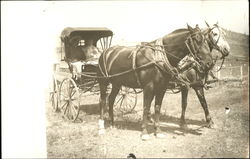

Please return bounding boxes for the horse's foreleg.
[99,82,108,135]
[154,89,166,138]
[194,87,215,128]
[108,84,121,126]
[180,87,189,129]
[141,83,155,140]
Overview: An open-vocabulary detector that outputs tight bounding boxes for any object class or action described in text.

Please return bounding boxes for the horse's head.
[186,24,214,72]
[204,21,230,58]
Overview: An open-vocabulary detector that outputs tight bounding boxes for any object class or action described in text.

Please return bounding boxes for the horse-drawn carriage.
[50,27,137,122]
[50,23,230,139]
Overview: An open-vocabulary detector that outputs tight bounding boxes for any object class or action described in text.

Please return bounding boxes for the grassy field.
[46,81,249,158]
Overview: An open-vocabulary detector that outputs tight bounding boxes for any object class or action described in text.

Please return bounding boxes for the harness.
[131,47,142,86]
[96,31,211,90]
[205,26,226,72]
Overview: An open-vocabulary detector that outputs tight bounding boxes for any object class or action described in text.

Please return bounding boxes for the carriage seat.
[80,45,101,62]
[70,60,99,76]
[69,44,100,77]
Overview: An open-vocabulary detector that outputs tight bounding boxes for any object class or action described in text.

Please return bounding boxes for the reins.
[213,56,225,72]
[83,29,210,90]
[80,61,156,79]
[141,32,209,88]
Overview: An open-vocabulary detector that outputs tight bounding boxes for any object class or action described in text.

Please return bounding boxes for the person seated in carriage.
[80,39,101,64]
[69,36,101,63]
[69,36,101,78]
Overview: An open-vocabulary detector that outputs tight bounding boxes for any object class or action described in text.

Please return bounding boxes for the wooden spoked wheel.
[59,78,80,122]
[50,74,59,112]
[114,86,137,114]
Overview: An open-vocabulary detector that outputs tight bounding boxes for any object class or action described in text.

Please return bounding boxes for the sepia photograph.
[2,1,249,158]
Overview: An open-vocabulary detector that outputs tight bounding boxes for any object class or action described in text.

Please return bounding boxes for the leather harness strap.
[99,46,142,87]
[107,48,126,72]
[131,46,142,87]
[97,33,204,89]
[154,38,178,75]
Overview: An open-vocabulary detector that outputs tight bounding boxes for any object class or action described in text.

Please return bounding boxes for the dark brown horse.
[178,22,230,129]
[97,25,213,140]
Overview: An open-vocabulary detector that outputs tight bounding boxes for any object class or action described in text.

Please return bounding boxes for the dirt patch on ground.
[46,84,249,158]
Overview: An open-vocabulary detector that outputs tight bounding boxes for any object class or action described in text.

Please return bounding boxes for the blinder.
[207,27,221,49]
[206,25,228,62]
[184,31,212,74]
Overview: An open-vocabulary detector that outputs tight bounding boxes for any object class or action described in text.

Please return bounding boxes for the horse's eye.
[213,33,218,36]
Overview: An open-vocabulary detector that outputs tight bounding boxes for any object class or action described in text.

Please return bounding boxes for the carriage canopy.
[60,27,113,61]
[61,27,113,44]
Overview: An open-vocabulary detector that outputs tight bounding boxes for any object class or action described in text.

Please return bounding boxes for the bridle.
[206,26,222,53]
[184,31,211,74]
[205,25,227,72]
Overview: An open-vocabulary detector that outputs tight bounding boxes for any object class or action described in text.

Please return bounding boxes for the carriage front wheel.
[58,77,80,122]
[114,87,137,114]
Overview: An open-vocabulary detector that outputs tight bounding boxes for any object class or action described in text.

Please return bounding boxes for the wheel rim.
[114,87,137,114]
[59,78,80,122]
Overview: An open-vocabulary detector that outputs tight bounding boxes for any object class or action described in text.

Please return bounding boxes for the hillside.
[224,29,249,61]
[113,29,249,62]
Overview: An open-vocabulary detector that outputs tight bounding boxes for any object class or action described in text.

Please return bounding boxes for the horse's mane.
[170,28,188,34]
[163,28,189,39]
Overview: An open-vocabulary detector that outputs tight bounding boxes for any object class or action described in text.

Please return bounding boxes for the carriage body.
[50,27,137,122]
[55,27,113,80]
[51,27,113,121]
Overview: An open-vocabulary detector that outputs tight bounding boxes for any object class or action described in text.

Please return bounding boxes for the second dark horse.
[97,25,214,140]
[178,22,230,129]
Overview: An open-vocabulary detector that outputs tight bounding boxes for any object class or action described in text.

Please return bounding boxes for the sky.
[42,0,249,42]
[1,1,249,158]
[2,1,248,44]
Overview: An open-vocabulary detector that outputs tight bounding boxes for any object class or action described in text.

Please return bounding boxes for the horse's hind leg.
[108,84,121,126]
[154,89,166,138]
[194,87,215,128]
[180,87,189,129]
[98,80,108,135]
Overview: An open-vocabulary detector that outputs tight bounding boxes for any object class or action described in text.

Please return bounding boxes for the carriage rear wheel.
[114,87,137,114]
[59,78,80,122]
[50,74,59,112]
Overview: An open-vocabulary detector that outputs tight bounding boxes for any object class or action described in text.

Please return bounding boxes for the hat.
[69,36,81,45]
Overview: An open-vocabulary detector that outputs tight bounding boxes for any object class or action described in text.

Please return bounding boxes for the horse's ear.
[187,23,194,32]
[205,21,210,28]
[214,21,219,27]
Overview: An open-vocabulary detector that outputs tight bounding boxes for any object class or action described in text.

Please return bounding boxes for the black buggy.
[50,27,137,122]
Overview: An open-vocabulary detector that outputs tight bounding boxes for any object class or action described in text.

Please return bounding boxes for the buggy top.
[60,27,113,61]
[61,27,113,44]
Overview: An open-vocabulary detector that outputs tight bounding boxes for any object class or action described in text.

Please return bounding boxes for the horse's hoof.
[141,134,150,140]
[98,129,105,135]
[110,125,117,130]
[155,133,166,138]
[180,124,188,130]
[205,120,216,129]
[208,123,217,129]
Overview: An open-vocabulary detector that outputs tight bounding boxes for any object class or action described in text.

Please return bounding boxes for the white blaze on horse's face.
[211,26,230,56]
